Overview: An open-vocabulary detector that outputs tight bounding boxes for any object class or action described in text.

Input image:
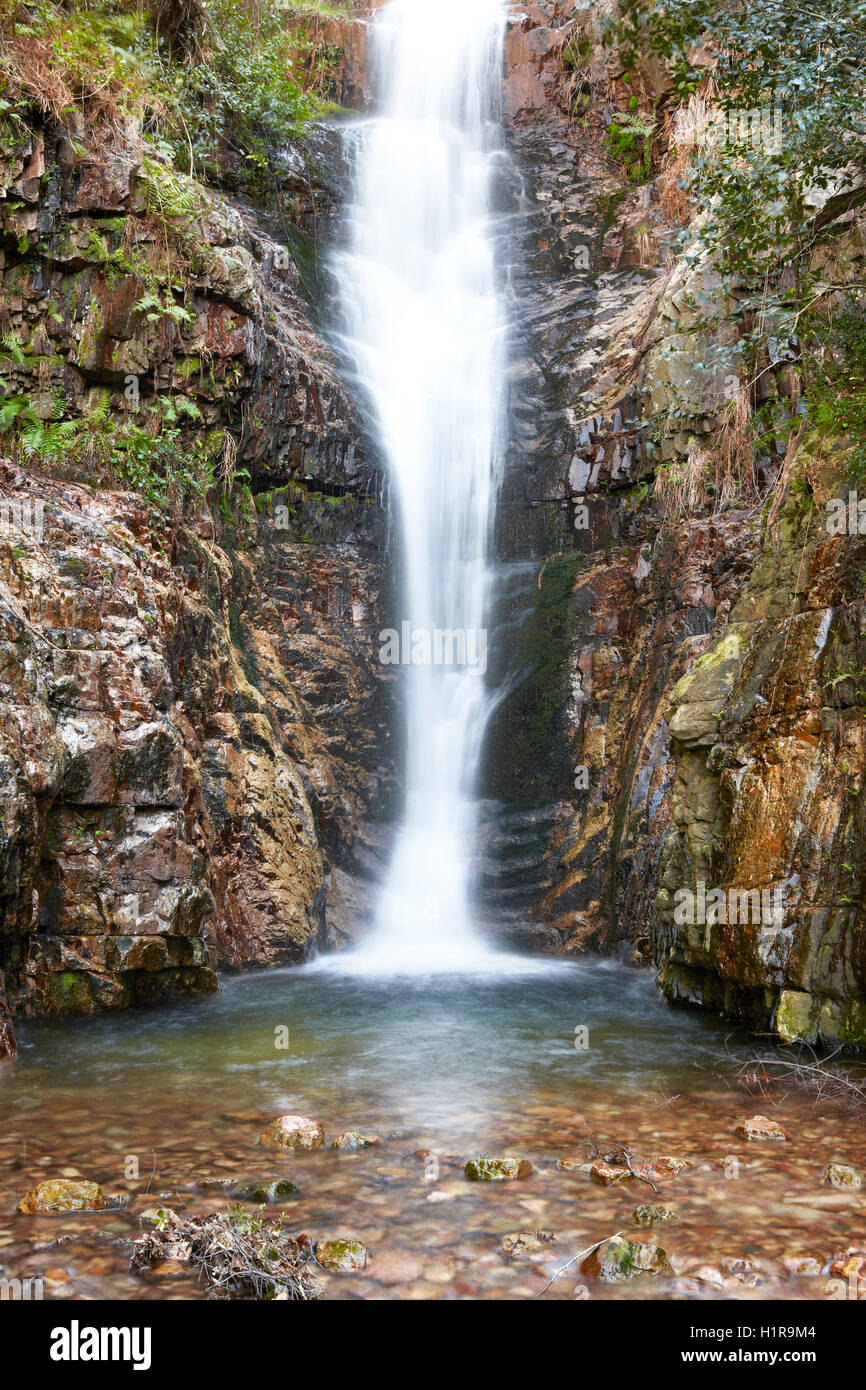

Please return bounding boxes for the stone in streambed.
[330,1132,381,1151]
[17,1178,105,1213]
[583,1234,674,1282]
[464,1156,533,1181]
[314,1238,368,1272]
[501,1230,555,1257]
[259,1115,324,1151]
[633,1202,677,1226]
[232,1178,300,1204]
[824,1163,864,1189]
[735,1114,788,1142]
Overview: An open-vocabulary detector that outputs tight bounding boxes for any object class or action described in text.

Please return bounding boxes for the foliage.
[0,0,318,187]
[615,1,866,364]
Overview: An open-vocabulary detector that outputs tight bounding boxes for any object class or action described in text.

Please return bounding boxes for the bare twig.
[535,1232,624,1299]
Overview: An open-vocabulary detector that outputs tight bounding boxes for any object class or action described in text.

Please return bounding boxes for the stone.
[314,1238,367,1272]
[824,1163,863,1190]
[259,1116,324,1151]
[17,1179,105,1213]
[590,1161,632,1185]
[583,1235,675,1282]
[330,1132,381,1151]
[501,1230,555,1257]
[735,1115,789,1142]
[633,1202,677,1226]
[464,1156,532,1181]
[232,1178,300,1204]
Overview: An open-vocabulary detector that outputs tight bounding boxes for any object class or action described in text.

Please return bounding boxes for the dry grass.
[130,1206,324,1299]
[735,1049,866,1120]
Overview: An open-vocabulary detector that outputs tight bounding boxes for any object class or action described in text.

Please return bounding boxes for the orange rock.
[735,1115,788,1142]
[17,1178,105,1213]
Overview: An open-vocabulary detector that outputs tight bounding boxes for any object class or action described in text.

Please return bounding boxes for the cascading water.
[331,0,511,972]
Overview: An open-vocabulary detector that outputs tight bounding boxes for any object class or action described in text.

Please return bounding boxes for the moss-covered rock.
[633,1202,677,1226]
[18,1178,105,1213]
[583,1234,674,1281]
[464,1156,532,1181]
[314,1238,367,1272]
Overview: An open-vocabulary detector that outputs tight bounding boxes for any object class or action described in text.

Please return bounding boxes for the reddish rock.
[735,1115,789,1142]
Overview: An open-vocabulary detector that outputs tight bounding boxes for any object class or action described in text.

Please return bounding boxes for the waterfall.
[332,0,509,972]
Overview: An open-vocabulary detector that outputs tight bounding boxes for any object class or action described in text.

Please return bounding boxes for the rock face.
[0,111,396,1046]
[475,1,866,1048]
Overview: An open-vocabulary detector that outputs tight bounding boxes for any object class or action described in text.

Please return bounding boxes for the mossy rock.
[314,1238,367,1272]
[18,1178,105,1213]
[633,1202,677,1227]
[464,1156,532,1181]
[583,1235,674,1281]
[232,1178,300,1204]
[824,1163,864,1190]
[330,1132,381,1151]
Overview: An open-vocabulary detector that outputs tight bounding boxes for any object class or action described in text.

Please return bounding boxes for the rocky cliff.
[0,107,397,1058]
[0,0,863,1061]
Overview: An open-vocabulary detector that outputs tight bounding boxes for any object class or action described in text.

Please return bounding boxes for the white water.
[328,0,516,973]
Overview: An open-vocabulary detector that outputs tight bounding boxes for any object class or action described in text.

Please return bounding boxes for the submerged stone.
[735,1114,789,1142]
[314,1238,368,1272]
[824,1163,864,1190]
[259,1115,324,1151]
[501,1230,555,1257]
[633,1202,677,1226]
[18,1178,105,1213]
[583,1235,675,1282]
[330,1132,381,1151]
[464,1156,532,1181]
[232,1178,300,1204]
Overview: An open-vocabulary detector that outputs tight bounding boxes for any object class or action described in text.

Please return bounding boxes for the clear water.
[333,0,508,970]
[4,964,865,1301]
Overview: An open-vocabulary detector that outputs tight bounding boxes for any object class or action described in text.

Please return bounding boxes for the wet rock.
[782,1256,823,1277]
[583,1235,675,1282]
[735,1115,789,1142]
[314,1238,368,1272]
[330,1132,381,1151]
[824,1163,864,1190]
[17,1178,105,1213]
[501,1230,555,1257]
[232,1178,300,1204]
[633,1202,677,1226]
[259,1116,324,1151]
[464,1156,532,1181]
[590,1161,633,1185]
